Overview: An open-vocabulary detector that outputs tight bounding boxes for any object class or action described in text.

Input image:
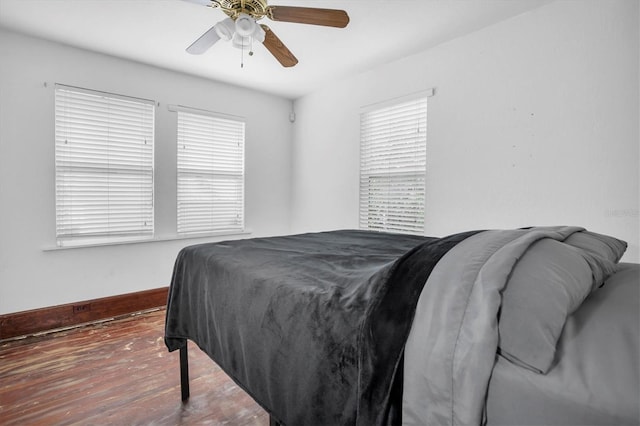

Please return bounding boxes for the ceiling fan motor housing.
[218,0,269,20]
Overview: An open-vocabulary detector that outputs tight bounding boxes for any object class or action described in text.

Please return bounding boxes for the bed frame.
[179,345,283,426]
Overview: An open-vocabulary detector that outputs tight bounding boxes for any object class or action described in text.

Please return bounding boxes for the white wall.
[1,0,638,315]
[0,29,293,314]
[291,0,640,262]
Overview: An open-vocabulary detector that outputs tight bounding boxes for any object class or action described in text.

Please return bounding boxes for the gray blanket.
[165,229,478,425]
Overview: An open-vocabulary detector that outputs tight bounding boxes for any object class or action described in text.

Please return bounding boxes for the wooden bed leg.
[180,344,190,402]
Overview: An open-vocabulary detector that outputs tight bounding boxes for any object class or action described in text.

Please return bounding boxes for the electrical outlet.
[73,304,91,314]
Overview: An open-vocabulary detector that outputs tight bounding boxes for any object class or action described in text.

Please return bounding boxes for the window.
[359,95,427,235]
[177,110,245,235]
[55,85,155,247]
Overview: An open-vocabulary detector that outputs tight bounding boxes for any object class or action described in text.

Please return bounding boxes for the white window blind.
[177,110,245,235]
[359,96,427,235]
[55,85,155,247]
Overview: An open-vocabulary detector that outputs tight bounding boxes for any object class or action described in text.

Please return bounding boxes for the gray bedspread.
[165,229,478,426]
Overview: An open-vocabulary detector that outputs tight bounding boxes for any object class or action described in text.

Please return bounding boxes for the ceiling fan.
[183,0,349,67]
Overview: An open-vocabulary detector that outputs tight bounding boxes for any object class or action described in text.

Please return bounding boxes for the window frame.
[54,84,156,248]
[359,91,431,235]
[174,106,246,236]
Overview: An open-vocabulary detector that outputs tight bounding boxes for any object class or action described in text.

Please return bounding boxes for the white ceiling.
[0,0,552,99]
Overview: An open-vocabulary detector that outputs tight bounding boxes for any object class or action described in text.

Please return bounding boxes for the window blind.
[55,85,155,246]
[359,96,427,235]
[177,110,245,235]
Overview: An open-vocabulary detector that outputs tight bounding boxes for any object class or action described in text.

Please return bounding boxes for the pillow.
[563,230,627,263]
[498,238,597,374]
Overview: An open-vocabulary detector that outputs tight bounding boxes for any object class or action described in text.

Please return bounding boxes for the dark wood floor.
[0,308,269,425]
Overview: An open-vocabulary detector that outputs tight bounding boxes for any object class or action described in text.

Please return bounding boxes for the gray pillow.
[499,239,592,373]
[498,231,625,374]
[563,230,627,263]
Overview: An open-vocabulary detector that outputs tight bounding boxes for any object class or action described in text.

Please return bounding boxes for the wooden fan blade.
[261,25,298,67]
[268,6,349,28]
[186,26,221,54]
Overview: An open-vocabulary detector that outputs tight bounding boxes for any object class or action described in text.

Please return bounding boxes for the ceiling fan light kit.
[234,13,256,36]
[183,0,349,67]
[251,24,265,43]
[213,17,235,40]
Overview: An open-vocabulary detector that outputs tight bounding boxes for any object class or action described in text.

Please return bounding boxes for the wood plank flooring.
[0,309,269,425]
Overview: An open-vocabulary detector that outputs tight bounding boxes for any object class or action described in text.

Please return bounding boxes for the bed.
[164,227,639,426]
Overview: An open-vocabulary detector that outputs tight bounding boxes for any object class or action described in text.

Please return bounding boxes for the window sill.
[42,229,253,251]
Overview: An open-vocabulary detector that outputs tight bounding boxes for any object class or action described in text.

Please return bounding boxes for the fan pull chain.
[240,37,255,68]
